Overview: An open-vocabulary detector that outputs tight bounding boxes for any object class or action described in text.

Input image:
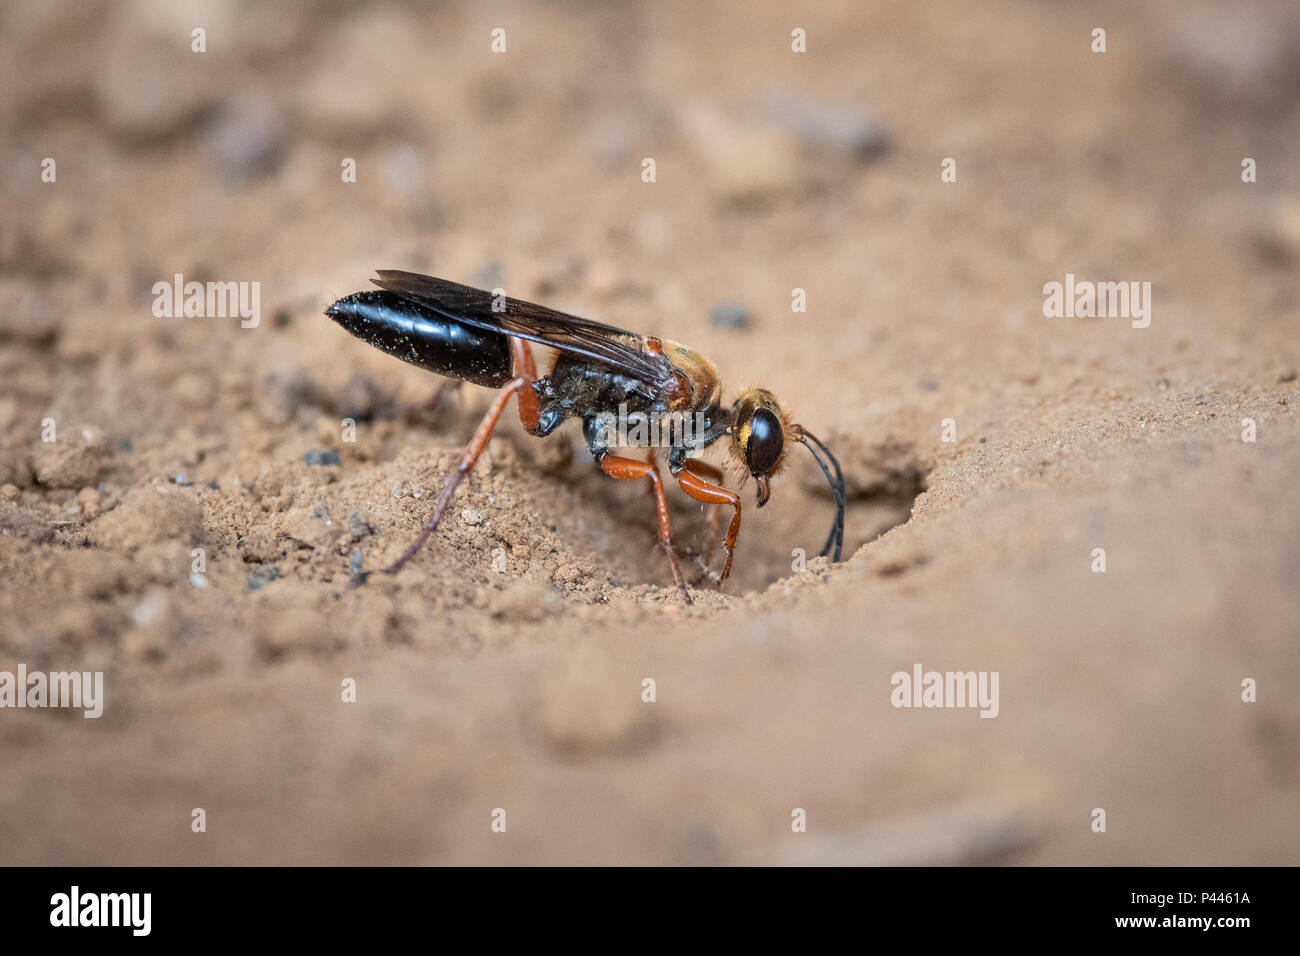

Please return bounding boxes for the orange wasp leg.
[680,459,726,569]
[382,337,541,576]
[677,466,741,585]
[599,453,692,605]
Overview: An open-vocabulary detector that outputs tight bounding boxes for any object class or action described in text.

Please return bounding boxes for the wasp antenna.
[797,428,845,562]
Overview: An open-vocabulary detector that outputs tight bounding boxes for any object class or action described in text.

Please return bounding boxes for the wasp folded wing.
[371,271,674,391]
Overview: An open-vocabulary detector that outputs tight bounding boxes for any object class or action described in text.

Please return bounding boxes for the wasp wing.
[371,271,675,391]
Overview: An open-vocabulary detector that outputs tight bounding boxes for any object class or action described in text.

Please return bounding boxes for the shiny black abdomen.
[325,290,513,388]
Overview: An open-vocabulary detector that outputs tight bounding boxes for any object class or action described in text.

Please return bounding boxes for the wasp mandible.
[326,272,845,603]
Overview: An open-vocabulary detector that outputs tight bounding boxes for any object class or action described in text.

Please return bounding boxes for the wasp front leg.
[677,459,724,582]
[597,452,692,605]
[677,463,741,587]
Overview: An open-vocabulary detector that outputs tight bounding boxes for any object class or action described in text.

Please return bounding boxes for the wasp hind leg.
[358,337,542,583]
[597,451,692,606]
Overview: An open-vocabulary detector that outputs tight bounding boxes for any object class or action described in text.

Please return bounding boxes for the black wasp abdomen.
[325,290,513,388]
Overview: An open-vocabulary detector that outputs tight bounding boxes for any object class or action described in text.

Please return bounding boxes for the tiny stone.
[710,302,752,330]
[303,449,340,466]
[206,100,285,184]
[246,565,282,590]
[76,486,102,518]
[336,373,385,420]
[347,512,374,538]
[754,91,891,160]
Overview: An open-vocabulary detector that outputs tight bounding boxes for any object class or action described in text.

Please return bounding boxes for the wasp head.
[727,388,845,561]
[727,388,792,507]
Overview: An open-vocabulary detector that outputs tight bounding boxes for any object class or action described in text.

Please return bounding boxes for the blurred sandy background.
[1,0,1298,864]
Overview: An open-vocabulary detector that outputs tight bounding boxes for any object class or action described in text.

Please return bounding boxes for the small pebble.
[303,449,340,467]
[246,565,282,590]
[206,100,285,184]
[76,486,102,519]
[710,302,752,330]
[336,374,385,420]
[754,91,891,160]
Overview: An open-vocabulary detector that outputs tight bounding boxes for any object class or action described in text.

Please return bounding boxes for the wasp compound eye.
[745,407,784,475]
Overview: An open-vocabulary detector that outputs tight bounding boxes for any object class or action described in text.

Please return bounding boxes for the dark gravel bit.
[303,449,340,466]
[246,565,282,590]
[336,373,386,421]
[710,302,752,330]
[0,281,62,344]
[348,512,375,539]
[206,101,286,184]
[754,91,891,161]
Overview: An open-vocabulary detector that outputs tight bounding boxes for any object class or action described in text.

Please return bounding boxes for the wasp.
[325,272,845,603]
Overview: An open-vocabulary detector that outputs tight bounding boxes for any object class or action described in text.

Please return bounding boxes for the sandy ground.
[1,0,1298,865]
